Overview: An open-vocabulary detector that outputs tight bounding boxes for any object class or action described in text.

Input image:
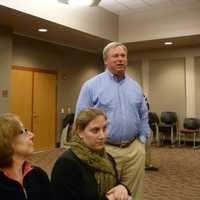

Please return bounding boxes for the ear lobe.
[78,131,84,139]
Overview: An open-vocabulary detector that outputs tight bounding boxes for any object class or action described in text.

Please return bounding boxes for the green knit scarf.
[70,134,117,196]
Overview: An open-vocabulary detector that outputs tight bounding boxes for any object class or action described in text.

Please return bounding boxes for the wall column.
[0,26,12,112]
[142,59,150,98]
[185,56,196,117]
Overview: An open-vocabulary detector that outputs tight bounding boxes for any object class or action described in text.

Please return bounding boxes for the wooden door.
[33,72,57,151]
[10,67,57,151]
[10,69,33,130]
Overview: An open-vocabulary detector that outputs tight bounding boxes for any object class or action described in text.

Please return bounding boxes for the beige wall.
[149,58,185,127]
[119,4,200,43]
[13,34,103,109]
[0,27,12,113]
[127,60,142,85]
[195,57,200,119]
[12,34,103,140]
[129,47,190,127]
[13,35,62,70]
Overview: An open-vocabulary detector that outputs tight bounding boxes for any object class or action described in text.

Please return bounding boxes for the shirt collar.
[105,69,126,83]
[2,161,33,186]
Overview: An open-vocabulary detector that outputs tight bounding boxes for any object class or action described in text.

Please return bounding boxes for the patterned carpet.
[29,146,200,200]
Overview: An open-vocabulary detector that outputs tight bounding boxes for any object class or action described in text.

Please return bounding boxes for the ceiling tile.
[118,0,145,4]
[99,0,200,15]
[144,0,170,3]
[99,0,116,6]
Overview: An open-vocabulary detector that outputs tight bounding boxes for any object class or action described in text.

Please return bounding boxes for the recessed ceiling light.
[38,28,48,32]
[164,41,173,45]
[58,0,101,6]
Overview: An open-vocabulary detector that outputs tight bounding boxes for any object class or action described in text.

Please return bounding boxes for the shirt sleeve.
[138,95,150,144]
[75,82,93,116]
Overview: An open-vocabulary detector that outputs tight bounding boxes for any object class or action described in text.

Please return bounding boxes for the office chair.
[179,118,200,149]
[60,113,75,148]
[158,111,178,145]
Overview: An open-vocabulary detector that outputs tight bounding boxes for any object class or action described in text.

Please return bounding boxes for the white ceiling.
[99,0,200,15]
[1,1,200,53]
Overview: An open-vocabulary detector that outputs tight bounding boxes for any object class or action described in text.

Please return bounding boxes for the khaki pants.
[106,139,145,200]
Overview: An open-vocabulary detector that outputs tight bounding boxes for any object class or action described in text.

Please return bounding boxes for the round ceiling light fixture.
[164,41,173,45]
[38,28,48,32]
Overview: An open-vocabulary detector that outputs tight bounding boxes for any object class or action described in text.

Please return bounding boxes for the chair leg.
[184,133,186,145]
[171,126,173,145]
[178,131,181,146]
[179,132,186,146]
[176,126,179,145]
[194,132,196,149]
[156,125,160,145]
[194,131,200,150]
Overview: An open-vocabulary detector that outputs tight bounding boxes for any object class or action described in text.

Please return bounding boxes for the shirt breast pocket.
[98,93,116,111]
[128,94,142,111]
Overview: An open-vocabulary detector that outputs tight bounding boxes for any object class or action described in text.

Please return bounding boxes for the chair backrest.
[62,113,75,129]
[60,124,70,147]
[160,112,177,124]
[197,119,200,128]
[149,112,159,125]
[183,118,199,130]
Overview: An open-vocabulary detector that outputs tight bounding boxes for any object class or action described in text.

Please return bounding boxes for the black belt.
[106,136,137,148]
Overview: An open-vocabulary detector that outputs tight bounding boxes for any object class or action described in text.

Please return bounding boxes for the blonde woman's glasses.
[20,128,28,136]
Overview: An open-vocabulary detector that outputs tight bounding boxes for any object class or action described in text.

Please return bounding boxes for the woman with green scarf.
[51,108,132,200]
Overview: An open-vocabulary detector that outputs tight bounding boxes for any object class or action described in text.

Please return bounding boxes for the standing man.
[76,42,150,200]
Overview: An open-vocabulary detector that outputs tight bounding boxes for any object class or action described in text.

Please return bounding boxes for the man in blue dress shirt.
[76,42,150,200]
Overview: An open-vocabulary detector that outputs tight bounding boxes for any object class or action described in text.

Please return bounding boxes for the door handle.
[32,113,39,118]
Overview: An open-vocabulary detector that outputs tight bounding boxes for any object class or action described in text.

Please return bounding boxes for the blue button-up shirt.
[76,69,150,144]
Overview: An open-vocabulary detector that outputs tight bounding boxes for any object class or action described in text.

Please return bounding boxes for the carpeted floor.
[29,146,200,200]
[144,146,200,200]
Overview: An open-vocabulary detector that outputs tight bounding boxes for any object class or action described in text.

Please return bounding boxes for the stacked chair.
[149,111,200,148]
[157,111,178,146]
[179,118,200,149]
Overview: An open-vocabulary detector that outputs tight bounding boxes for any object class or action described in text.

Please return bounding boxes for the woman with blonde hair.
[0,113,52,200]
[51,108,132,200]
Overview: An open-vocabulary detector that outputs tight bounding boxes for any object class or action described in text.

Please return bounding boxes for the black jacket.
[0,166,52,200]
[51,149,122,200]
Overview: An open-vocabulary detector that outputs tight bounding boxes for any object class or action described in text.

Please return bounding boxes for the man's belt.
[106,136,137,148]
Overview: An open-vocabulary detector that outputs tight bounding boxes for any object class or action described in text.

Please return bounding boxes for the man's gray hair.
[103,42,128,61]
